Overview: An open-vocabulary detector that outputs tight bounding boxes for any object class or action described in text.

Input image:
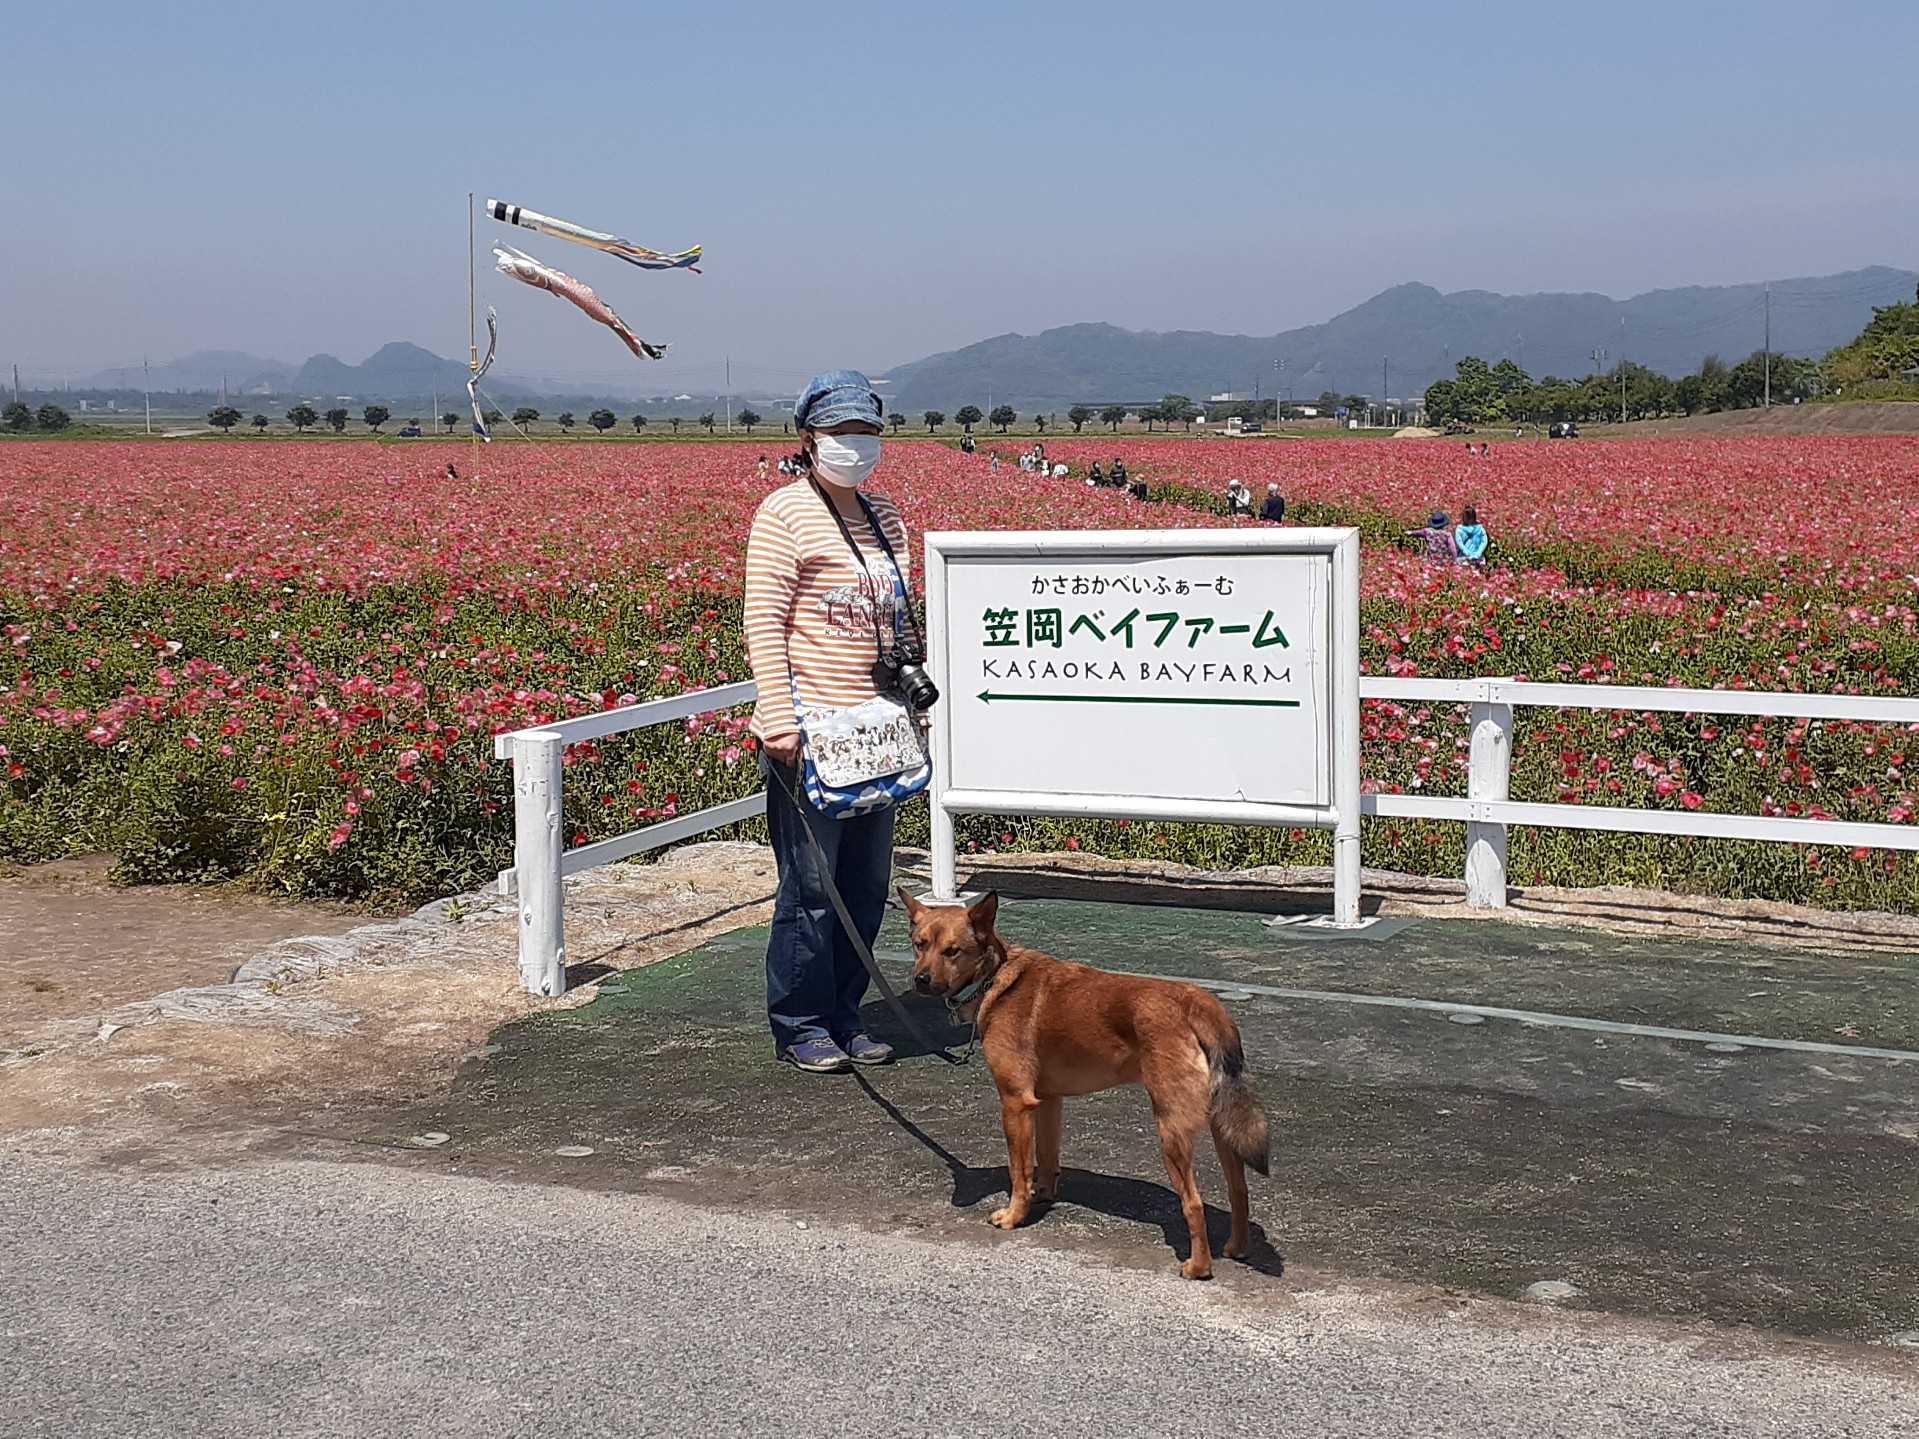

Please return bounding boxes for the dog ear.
[896,885,925,919]
[967,890,999,933]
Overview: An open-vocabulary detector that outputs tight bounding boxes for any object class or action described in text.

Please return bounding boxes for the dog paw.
[988,1207,1023,1230]
[1180,1258,1214,1280]
[1223,1239,1249,1260]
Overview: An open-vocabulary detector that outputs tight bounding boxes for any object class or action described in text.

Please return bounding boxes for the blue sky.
[5,0,1914,394]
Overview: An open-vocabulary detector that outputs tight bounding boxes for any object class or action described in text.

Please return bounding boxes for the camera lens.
[897,664,940,711]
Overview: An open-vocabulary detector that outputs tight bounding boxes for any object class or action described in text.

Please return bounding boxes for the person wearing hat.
[744,370,911,1073]
[1406,510,1460,562]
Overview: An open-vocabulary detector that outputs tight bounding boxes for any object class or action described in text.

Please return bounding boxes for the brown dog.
[900,889,1271,1279]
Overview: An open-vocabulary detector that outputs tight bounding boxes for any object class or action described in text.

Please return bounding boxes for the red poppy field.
[2,436,1916,909]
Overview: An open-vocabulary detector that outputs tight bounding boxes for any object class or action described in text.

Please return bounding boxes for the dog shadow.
[854,1072,1285,1278]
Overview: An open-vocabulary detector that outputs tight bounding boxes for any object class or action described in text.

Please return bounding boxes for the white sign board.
[943,550,1332,806]
[924,528,1363,923]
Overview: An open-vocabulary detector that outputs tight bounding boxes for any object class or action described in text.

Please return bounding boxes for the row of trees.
[3,401,71,432]
[904,395,1209,435]
[1423,351,1820,428]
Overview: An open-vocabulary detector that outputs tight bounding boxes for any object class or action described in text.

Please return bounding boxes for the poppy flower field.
[2,436,1915,909]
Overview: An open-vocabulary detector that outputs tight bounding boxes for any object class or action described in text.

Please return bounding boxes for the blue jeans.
[760,750,897,1052]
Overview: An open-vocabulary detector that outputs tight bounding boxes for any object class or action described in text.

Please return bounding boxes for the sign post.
[925,528,1362,924]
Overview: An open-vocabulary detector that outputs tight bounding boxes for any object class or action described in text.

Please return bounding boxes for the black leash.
[767,759,969,1065]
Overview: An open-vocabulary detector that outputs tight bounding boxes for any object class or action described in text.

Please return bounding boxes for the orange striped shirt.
[744,479,912,741]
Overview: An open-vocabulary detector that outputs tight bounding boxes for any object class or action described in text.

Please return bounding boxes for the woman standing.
[744,370,913,1072]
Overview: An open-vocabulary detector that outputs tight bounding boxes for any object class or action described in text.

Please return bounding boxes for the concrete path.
[4,1156,1913,1439]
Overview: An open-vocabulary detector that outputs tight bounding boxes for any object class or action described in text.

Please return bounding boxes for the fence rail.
[493,675,1919,994]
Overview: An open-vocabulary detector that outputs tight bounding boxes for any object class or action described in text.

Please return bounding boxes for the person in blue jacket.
[1454,506,1489,564]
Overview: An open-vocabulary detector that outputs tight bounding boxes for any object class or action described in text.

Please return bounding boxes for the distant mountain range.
[878,267,1919,410]
[68,265,1917,413]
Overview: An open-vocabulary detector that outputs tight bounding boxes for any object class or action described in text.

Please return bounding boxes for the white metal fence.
[495,675,1919,994]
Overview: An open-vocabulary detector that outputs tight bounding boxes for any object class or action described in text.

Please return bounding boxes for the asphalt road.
[3,1155,1912,1438]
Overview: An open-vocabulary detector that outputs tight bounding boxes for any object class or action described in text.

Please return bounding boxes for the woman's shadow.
[852,1068,1286,1278]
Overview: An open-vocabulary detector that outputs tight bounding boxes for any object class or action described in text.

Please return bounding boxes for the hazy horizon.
[7,0,1915,400]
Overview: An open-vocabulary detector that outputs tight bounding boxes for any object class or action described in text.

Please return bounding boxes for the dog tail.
[1199,1007,1271,1177]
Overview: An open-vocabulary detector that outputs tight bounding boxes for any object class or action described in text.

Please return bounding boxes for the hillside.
[879,267,1918,410]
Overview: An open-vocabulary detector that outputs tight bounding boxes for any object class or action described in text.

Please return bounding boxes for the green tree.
[3,401,32,432]
[955,405,983,430]
[923,410,946,432]
[1314,390,1341,412]
[251,413,269,432]
[484,409,504,427]
[1422,380,1459,427]
[631,413,648,432]
[1159,394,1198,430]
[1033,413,1047,433]
[1823,292,1919,387]
[558,412,576,431]
[36,404,70,432]
[286,403,318,432]
[325,407,349,432]
[738,408,762,433]
[989,405,1015,433]
[699,412,715,433]
[208,405,242,434]
[512,407,541,430]
[1138,404,1162,433]
[362,404,390,433]
[888,413,905,433]
[441,411,461,433]
[669,417,682,433]
[1067,405,1092,432]
[1100,404,1127,431]
[1491,359,1532,397]
[588,409,616,432]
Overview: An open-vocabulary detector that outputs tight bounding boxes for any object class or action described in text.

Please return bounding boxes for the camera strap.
[809,479,912,661]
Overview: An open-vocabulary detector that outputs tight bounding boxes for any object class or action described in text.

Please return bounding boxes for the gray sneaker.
[841,1033,895,1066]
[781,1037,851,1073]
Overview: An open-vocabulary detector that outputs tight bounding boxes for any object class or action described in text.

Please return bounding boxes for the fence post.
[1331,531,1363,925]
[512,730,567,995]
[1465,701,1512,908]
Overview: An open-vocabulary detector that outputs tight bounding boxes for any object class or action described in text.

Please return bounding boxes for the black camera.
[875,641,940,711]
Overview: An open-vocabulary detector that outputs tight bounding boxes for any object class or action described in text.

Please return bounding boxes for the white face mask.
[811,432,882,487]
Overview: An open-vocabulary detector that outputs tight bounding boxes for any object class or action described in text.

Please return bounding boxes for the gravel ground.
[3,1154,1913,1439]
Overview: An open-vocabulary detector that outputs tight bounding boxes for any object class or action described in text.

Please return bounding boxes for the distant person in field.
[444,462,459,481]
[1261,483,1286,523]
[990,452,1001,474]
[1454,506,1489,564]
[1225,479,1252,516]
[1088,461,1104,487]
[1110,458,1128,489]
[757,455,769,480]
[1408,511,1459,561]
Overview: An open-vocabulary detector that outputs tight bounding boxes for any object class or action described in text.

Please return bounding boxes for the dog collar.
[947,951,1004,1010]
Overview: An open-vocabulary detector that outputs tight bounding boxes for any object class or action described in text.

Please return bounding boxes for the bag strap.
[768,759,964,1065]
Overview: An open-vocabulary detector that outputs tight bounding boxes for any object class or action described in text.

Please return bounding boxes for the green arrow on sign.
[976,691,1300,708]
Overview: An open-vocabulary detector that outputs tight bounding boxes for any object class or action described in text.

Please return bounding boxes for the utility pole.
[143,356,151,435]
[1763,283,1772,408]
[1382,357,1389,411]
[725,356,731,433]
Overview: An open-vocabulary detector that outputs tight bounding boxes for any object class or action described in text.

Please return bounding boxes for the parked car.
[397,424,423,438]
[1549,421,1580,439]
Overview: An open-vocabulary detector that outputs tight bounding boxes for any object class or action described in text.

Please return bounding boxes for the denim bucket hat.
[794,369,884,430]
